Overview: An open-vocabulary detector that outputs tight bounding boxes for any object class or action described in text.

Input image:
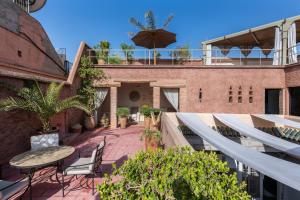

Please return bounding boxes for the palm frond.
[145,10,156,30]
[129,17,146,31]
[45,82,64,107]
[56,95,91,115]
[0,97,30,112]
[163,14,174,29]
[0,81,91,132]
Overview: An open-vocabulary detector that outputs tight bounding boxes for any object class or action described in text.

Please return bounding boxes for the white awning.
[252,114,300,129]
[176,113,300,191]
[214,114,300,159]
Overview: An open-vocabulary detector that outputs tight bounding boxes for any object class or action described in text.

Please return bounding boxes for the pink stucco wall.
[98,65,286,114]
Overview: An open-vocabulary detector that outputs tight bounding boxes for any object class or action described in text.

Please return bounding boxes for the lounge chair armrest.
[0,177,28,192]
[77,149,94,158]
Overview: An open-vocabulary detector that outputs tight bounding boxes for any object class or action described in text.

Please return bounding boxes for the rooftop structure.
[2,1,300,199]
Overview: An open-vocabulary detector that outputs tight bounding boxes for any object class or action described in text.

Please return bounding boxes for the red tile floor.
[3,125,144,200]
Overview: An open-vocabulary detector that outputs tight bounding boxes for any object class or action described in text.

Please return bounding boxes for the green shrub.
[116,107,130,117]
[141,129,161,142]
[78,56,106,113]
[139,105,161,118]
[98,147,250,200]
[139,105,151,117]
[94,40,110,63]
[151,108,161,115]
[108,55,122,64]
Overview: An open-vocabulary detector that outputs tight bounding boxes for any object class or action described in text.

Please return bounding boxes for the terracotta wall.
[0,0,65,78]
[99,66,286,114]
[285,64,300,87]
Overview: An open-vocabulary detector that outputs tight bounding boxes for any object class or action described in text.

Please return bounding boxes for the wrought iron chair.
[61,136,106,197]
[0,177,29,200]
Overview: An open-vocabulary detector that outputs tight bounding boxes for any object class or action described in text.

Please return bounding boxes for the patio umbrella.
[131,29,176,65]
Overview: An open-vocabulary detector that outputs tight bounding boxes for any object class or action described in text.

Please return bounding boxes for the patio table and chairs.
[7,135,107,199]
[9,145,75,199]
[60,136,106,197]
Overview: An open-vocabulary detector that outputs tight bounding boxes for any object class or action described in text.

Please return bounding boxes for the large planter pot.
[84,116,96,130]
[145,136,159,151]
[119,117,127,129]
[31,129,59,151]
[144,117,151,129]
[71,124,82,134]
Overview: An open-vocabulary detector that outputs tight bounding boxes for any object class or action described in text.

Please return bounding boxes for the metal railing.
[13,0,30,13]
[87,48,277,66]
[287,43,300,65]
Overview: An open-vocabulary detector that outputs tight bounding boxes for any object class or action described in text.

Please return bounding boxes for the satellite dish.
[29,0,47,13]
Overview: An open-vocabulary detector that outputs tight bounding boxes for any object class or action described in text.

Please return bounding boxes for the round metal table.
[10,146,75,199]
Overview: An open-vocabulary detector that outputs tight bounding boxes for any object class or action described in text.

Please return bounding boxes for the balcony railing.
[87,48,279,66]
[287,43,300,65]
[13,0,30,13]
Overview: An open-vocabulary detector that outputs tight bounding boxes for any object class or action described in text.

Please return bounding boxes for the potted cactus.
[117,107,129,129]
[141,129,162,150]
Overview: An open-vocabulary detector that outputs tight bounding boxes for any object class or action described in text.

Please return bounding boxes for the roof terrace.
[87,15,300,67]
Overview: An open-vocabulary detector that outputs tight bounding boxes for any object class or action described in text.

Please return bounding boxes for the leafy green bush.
[139,105,161,117]
[141,129,162,142]
[171,45,191,64]
[120,43,135,63]
[94,40,110,64]
[139,105,151,117]
[98,147,250,200]
[116,107,130,117]
[108,55,122,64]
[78,56,106,114]
[151,108,161,115]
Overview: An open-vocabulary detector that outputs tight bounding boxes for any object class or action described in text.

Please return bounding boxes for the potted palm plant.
[117,107,129,129]
[94,40,110,64]
[120,43,135,64]
[141,129,161,150]
[0,81,90,150]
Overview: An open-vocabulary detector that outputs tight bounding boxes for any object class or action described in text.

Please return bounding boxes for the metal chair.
[61,136,106,197]
[0,177,29,200]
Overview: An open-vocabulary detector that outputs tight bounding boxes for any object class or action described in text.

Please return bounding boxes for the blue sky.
[32,0,300,61]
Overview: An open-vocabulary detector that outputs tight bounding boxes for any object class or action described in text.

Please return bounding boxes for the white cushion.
[0,178,28,200]
[89,149,97,171]
[30,133,59,151]
[64,158,93,175]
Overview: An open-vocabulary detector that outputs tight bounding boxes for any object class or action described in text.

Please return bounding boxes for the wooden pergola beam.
[250,31,260,45]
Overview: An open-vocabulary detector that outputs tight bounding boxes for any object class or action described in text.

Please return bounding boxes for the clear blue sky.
[32,0,300,61]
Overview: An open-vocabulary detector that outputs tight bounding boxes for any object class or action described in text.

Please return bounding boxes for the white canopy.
[288,23,298,64]
[273,27,282,65]
[214,114,300,159]
[176,113,300,191]
[252,114,300,129]
[162,88,179,111]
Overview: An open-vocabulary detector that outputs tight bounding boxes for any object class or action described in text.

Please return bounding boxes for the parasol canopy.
[132,29,176,49]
